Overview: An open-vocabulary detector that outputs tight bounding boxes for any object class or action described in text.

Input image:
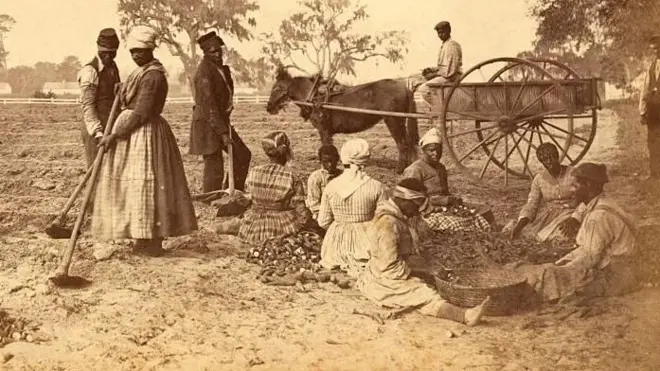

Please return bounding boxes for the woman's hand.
[509,217,530,240]
[97,133,117,152]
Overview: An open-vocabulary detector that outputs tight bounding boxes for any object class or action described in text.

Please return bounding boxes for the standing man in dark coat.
[190,31,251,192]
[639,35,660,180]
[76,28,121,168]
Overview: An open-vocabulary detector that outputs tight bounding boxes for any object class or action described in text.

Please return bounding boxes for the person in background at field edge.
[93,26,198,257]
[189,31,252,193]
[76,28,121,169]
[416,21,463,106]
[306,145,343,220]
[639,35,660,180]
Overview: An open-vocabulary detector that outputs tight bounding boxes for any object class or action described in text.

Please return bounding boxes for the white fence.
[0,95,270,105]
[1,93,426,106]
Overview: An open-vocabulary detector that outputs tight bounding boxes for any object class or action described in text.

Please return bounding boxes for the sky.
[1,0,539,84]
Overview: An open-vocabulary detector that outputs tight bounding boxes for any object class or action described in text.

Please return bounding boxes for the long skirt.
[504,205,575,242]
[320,220,371,275]
[238,207,302,246]
[91,111,198,240]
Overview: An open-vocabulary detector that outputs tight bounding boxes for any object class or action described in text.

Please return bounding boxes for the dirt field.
[1,101,659,371]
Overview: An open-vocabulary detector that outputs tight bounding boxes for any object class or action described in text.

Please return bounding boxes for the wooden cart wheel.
[432,57,577,187]
[474,58,598,175]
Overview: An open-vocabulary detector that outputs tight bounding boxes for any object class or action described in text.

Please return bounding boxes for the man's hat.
[197,31,225,52]
[573,162,609,184]
[97,28,120,51]
[434,21,451,31]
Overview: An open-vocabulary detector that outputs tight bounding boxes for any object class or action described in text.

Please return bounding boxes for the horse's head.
[266,65,295,114]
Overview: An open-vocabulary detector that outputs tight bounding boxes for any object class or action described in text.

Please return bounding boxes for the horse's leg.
[384,116,410,174]
[311,118,333,146]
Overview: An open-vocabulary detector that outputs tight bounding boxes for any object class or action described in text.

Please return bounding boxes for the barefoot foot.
[464,296,491,327]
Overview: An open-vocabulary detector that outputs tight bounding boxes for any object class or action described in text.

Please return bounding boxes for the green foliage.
[260,0,408,79]
[117,0,260,88]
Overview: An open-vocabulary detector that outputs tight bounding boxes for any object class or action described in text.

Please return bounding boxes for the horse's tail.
[406,89,420,164]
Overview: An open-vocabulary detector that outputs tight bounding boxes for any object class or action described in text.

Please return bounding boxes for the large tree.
[7,66,38,95]
[117,0,259,89]
[260,0,408,80]
[56,55,82,81]
[528,0,660,90]
[0,14,16,75]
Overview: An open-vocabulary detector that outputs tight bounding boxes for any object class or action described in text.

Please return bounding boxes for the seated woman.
[356,178,490,326]
[402,128,493,232]
[509,163,639,303]
[318,139,388,275]
[234,131,314,245]
[508,143,585,242]
[306,145,342,220]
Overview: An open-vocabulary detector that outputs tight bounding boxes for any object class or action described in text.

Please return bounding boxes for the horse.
[266,66,420,174]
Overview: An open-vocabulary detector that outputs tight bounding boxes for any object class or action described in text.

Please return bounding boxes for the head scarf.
[573,162,609,184]
[332,139,372,199]
[127,26,158,50]
[261,131,292,160]
[340,138,370,167]
[97,28,119,51]
[536,142,559,163]
[419,128,443,148]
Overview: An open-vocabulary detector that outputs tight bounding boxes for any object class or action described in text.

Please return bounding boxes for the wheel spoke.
[447,123,500,139]
[445,109,496,122]
[458,129,499,163]
[504,135,509,186]
[541,120,589,143]
[509,74,530,116]
[479,135,503,179]
[511,129,533,177]
[479,67,505,114]
[512,109,565,125]
[539,123,575,163]
[523,127,534,177]
[516,129,539,151]
[524,126,570,141]
[514,85,556,118]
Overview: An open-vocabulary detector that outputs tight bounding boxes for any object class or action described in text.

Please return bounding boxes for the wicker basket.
[434,268,532,316]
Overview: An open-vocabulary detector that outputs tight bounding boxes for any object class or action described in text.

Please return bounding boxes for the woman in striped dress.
[238,131,313,245]
[93,26,197,257]
[318,139,388,274]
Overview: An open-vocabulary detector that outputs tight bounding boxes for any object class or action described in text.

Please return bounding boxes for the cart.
[427,57,601,186]
[292,57,601,187]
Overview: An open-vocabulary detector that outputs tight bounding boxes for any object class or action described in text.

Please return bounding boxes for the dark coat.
[189,56,235,155]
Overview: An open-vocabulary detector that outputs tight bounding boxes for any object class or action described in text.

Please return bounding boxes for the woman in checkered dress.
[318,139,388,275]
[402,128,492,232]
[93,27,198,256]
[238,131,312,245]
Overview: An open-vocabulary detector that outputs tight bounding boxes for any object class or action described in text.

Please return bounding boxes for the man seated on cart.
[509,163,640,303]
[415,21,463,106]
[402,128,494,233]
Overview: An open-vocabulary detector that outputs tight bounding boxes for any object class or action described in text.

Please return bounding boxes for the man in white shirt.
[76,28,121,168]
[639,35,660,179]
[416,21,463,106]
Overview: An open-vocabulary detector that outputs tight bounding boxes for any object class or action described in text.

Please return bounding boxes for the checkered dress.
[91,60,197,240]
[238,163,310,245]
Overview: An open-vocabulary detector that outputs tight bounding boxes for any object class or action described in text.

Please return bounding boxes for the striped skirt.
[91,110,198,240]
[320,220,372,275]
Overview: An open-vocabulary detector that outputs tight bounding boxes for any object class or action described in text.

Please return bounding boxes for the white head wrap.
[332,139,372,200]
[419,128,443,148]
[127,26,158,50]
[340,138,370,166]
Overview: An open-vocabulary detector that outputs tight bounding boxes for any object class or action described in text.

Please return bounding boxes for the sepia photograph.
[0,0,659,369]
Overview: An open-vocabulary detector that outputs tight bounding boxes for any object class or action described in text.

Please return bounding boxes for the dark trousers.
[648,123,660,178]
[202,127,251,193]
